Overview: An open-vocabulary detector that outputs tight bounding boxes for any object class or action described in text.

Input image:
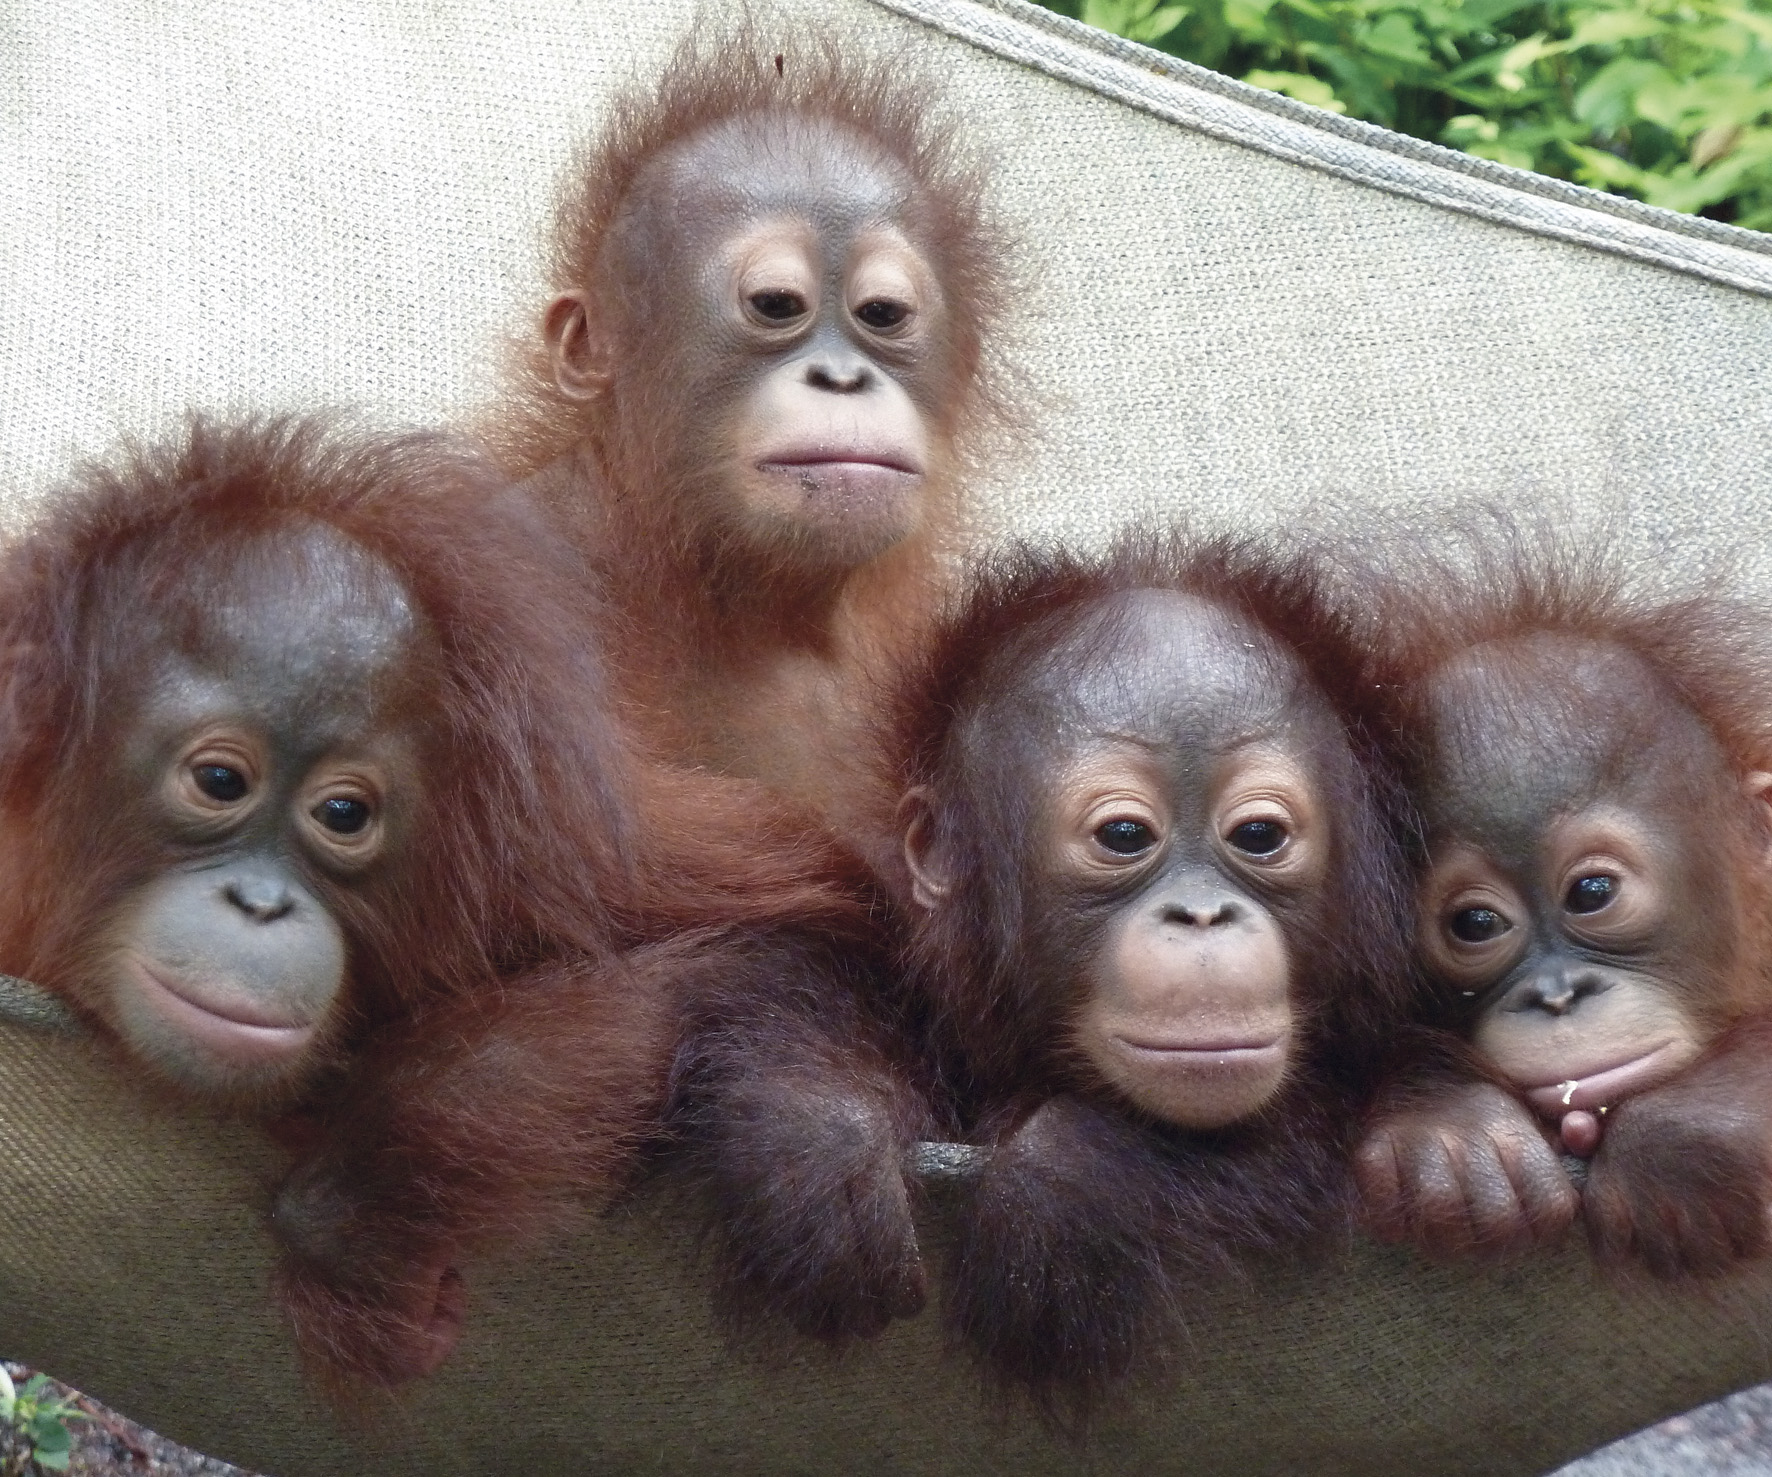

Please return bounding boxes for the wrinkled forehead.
[978,587,1324,755]
[635,111,913,248]
[1419,633,1722,828]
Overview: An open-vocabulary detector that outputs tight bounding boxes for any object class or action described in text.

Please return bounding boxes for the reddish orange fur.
[1350,521,1772,1274]
[485,21,1024,817]
[0,416,875,1395]
[0,421,629,1018]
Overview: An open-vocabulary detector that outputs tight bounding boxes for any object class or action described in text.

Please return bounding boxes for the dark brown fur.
[885,532,1415,1417]
[663,921,940,1347]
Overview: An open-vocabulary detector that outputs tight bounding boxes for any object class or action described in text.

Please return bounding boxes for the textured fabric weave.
[3,0,1772,1471]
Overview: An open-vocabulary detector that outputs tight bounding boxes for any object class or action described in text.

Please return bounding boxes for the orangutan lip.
[1521,1041,1688,1116]
[757,451,922,476]
[125,954,313,1037]
[1112,1035,1284,1058]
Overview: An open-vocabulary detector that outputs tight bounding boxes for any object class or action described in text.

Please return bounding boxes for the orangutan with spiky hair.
[496,21,1023,836]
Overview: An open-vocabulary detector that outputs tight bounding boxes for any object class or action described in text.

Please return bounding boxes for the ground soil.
[0,1364,249,1477]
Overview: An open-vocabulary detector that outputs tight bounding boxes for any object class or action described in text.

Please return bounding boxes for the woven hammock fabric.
[2,0,1772,1471]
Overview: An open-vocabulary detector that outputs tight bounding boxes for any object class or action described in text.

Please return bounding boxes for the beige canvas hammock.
[2,0,1771,1471]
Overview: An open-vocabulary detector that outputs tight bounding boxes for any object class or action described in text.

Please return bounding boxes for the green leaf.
[1313,43,1402,120]
[1495,33,1564,90]
[17,1377,48,1403]
[1566,9,1664,48]
[1455,0,1543,28]
[29,1415,69,1448]
[1633,71,1693,128]
[1444,111,1503,139]
[1275,0,1334,21]
[1683,75,1772,131]
[1654,125,1772,205]
[1246,68,1352,107]
[1363,11,1434,63]
[1082,0,1191,41]
[1573,57,1670,129]
[1564,140,1654,187]
[1222,0,1279,35]
[1040,0,1772,230]
[1134,4,1192,39]
[1718,7,1772,47]
[33,1448,71,1472]
[1464,138,1541,167]
[1443,49,1510,85]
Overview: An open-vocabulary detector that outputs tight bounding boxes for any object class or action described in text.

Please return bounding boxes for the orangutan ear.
[1744,771,1772,867]
[544,290,612,400]
[898,786,952,912]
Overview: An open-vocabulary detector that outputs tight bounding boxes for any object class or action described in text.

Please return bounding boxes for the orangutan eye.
[855,298,909,330]
[1227,819,1287,856]
[1566,874,1616,914]
[315,797,372,835]
[1450,907,1511,943]
[193,765,249,803]
[1095,819,1155,855]
[749,291,807,321]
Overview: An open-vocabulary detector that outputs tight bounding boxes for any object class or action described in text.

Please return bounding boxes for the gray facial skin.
[1414,634,1750,1117]
[98,525,420,1102]
[608,113,944,567]
[956,589,1346,1127]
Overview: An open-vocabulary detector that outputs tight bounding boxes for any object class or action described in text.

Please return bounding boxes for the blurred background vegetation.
[1030,0,1772,229]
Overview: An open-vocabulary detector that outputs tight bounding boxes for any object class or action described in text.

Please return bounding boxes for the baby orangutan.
[498,21,1019,844]
[1356,552,1772,1276]
[0,419,686,1390]
[0,418,868,1394]
[891,535,1413,1413]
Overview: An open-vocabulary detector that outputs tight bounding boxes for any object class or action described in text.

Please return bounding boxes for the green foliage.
[1036,0,1772,229]
[0,1369,84,1474]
